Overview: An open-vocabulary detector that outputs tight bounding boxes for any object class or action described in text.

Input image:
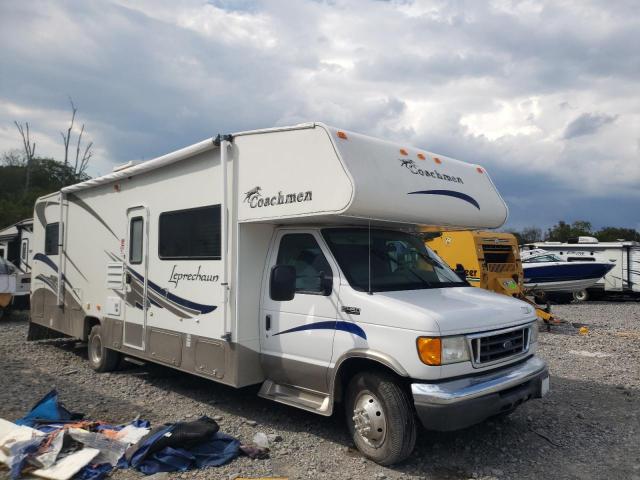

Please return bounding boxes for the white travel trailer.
[0,218,33,305]
[523,238,640,301]
[30,123,548,464]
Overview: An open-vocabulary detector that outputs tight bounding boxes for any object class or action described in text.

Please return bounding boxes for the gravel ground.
[1,302,639,480]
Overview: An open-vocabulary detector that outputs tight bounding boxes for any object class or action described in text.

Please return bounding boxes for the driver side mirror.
[270,264,297,301]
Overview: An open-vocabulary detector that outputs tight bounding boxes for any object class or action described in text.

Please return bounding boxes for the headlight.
[530,323,539,344]
[417,335,470,366]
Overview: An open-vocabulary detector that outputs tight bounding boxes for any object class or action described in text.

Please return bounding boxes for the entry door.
[604,249,624,291]
[122,207,149,350]
[260,231,340,393]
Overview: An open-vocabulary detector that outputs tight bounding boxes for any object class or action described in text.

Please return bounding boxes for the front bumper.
[411,356,549,431]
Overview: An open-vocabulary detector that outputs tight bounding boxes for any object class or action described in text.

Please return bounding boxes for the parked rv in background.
[29,123,548,464]
[0,218,33,310]
[522,238,640,301]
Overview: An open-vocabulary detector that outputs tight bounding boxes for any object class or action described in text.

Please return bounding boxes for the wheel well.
[82,316,101,341]
[333,357,409,404]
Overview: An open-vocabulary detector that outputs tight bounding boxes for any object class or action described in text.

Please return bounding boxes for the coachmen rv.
[29,123,549,464]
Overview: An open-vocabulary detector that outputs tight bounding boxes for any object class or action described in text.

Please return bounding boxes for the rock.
[253,432,269,448]
[245,420,258,427]
[267,433,283,443]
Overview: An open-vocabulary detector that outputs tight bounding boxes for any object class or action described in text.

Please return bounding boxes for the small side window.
[21,241,28,261]
[45,223,59,256]
[129,217,144,265]
[276,234,332,295]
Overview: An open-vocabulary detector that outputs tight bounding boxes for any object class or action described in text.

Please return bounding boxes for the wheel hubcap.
[352,392,387,447]
[90,335,102,365]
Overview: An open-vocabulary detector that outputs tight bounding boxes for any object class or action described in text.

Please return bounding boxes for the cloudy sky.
[1,0,638,231]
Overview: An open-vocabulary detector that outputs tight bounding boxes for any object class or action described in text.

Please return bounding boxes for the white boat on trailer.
[521,248,614,294]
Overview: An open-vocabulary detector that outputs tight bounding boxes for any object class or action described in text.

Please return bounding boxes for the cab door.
[260,230,340,393]
[122,206,149,350]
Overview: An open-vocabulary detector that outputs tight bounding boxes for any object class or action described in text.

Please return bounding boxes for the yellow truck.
[426,230,557,324]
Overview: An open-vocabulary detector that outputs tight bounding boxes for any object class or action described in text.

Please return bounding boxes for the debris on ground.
[0,390,262,479]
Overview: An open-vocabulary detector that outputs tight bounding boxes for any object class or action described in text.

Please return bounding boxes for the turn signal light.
[416,337,441,366]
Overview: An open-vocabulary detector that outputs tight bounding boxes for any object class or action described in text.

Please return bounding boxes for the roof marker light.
[337,131,348,140]
[477,167,484,173]
[417,153,426,160]
[434,157,442,164]
[400,148,408,156]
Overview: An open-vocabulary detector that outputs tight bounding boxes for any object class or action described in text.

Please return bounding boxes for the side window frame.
[276,233,333,296]
[158,204,221,260]
[44,223,60,256]
[129,216,144,265]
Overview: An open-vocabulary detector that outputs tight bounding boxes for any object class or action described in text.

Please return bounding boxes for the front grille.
[482,244,512,252]
[487,262,517,273]
[470,327,529,365]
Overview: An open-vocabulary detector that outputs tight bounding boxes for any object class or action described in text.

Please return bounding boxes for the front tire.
[573,289,589,302]
[88,324,121,372]
[345,371,416,465]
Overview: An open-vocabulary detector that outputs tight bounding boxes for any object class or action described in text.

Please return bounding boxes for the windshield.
[321,228,467,292]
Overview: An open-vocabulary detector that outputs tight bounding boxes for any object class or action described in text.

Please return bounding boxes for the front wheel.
[345,371,416,465]
[573,289,589,302]
[88,324,121,372]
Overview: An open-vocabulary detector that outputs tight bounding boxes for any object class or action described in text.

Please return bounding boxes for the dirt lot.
[1,302,639,480]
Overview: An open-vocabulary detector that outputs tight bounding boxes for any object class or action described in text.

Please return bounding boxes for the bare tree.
[14,121,36,194]
[60,97,93,179]
[60,97,77,170]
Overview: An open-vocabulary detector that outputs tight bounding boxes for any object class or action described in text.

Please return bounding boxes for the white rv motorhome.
[523,238,640,301]
[30,123,548,464]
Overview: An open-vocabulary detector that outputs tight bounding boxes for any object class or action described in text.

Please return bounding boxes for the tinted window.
[159,205,221,260]
[129,217,144,264]
[45,223,59,255]
[276,234,332,295]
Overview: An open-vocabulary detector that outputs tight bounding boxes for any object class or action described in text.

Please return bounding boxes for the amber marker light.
[337,131,348,140]
[416,337,441,366]
[434,157,442,164]
[400,148,409,156]
[417,153,426,160]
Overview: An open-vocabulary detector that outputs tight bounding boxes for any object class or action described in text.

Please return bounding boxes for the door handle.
[266,314,271,331]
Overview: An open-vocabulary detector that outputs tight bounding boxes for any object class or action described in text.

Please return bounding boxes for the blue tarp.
[14,389,79,429]
[123,423,240,475]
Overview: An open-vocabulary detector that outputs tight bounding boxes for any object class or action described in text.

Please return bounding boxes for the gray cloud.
[0,0,638,229]
[563,112,618,139]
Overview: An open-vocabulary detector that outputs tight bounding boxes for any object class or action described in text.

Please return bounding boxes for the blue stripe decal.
[273,320,367,340]
[127,267,217,315]
[408,190,480,210]
[34,253,75,290]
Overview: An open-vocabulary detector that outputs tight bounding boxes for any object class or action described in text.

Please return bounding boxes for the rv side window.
[21,240,28,261]
[276,234,332,295]
[159,205,221,260]
[129,217,144,265]
[45,223,59,255]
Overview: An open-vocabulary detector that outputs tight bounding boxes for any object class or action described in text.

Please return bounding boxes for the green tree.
[0,156,88,228]
[546,220,593,242]
[595,227,640,242]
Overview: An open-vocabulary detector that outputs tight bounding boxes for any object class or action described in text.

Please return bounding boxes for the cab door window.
[276,234,332,295]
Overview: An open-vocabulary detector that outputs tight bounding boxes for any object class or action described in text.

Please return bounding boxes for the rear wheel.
[345,371,416,465]
[573,289,589,302]
[88,324,121,372]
